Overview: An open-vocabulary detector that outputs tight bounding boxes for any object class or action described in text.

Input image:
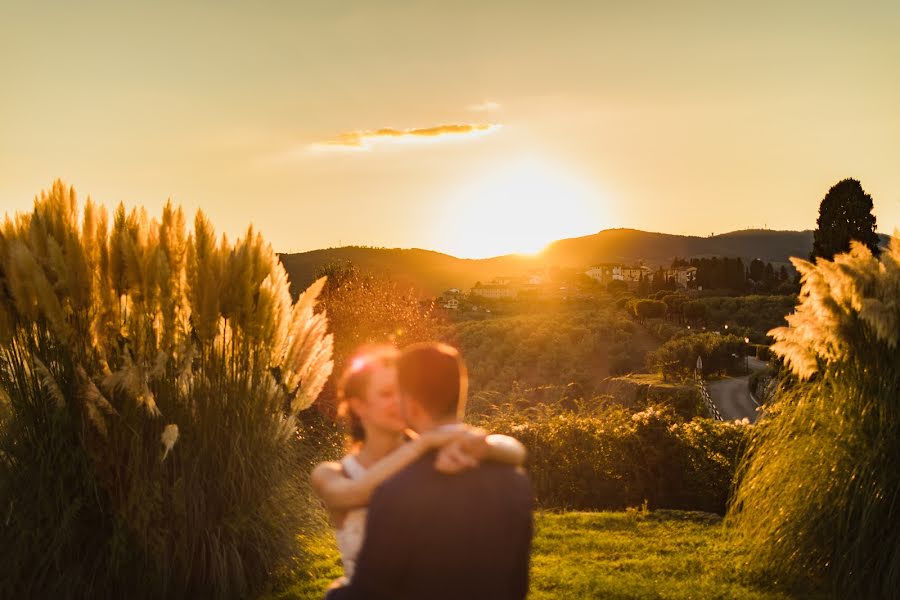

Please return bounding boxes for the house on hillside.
[442,297,460,310]
[470,282,516,299]
[585,263,619,284]
[621,265,654,285]
[671,266,697,287]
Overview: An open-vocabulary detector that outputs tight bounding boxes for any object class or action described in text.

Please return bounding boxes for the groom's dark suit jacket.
[327,450,533,600]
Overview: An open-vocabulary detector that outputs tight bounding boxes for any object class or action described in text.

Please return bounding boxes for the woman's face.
[352,363,406,435]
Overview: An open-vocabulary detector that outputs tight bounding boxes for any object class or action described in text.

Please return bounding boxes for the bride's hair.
[336,344,399,445]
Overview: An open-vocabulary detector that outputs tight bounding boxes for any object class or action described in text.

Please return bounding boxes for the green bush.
[0,183,334,599]
[690,295,796,343]
[648,333,746,380]
[476,401,749,514]
[729,240,900,597]
[633,299,666,321]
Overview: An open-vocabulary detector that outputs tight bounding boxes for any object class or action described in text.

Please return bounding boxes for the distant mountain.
[278,247,535,299]
[279,229,892,297]
[539,228,816,268]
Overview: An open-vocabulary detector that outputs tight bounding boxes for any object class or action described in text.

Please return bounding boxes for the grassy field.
[263,510,826,600]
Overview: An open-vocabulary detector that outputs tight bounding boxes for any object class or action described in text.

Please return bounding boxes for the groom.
[327,342,533,600]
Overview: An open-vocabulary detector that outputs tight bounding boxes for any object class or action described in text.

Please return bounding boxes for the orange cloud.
[313,123,501,152]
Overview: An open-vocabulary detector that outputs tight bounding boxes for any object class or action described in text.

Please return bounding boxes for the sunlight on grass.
[264,511,826,600]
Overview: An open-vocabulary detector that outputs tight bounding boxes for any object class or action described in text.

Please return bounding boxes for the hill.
[279,229,892,296]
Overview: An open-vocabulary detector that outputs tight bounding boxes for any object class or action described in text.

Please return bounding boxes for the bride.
[311,345,525,584]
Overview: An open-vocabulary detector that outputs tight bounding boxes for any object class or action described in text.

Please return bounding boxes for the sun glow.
[434,157,605,258]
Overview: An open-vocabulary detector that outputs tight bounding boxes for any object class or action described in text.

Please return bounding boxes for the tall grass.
[729,237,900,597]
[0,181,333,598]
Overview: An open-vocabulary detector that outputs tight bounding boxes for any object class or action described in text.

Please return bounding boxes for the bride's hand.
[413,425,485,450]
[434,429,490,474]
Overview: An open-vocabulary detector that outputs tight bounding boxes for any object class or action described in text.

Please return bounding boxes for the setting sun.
[434,157,607,258]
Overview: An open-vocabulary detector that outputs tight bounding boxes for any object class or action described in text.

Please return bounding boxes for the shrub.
[476,401,749,514]
[649,333,746,380]
[0,182,334,599]
[729,239,900,597]
[683,300,708,322]
[600,375,702,420]
[633,299,667,321]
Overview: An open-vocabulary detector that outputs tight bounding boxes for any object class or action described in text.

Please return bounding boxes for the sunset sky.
[1,1,898,258]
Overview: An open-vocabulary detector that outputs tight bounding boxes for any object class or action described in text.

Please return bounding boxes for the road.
[706,357,768,423]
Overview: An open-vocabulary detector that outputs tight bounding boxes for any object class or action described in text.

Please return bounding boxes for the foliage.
[648,333,747,380]
[313,261,442,408]
[475,401,749,514]
[0,182,334,599]
[811,178,880,261]
[730,238,900,597]
[442,303,645,396]
[633,299,666,321]
[601,374,701,419]
[687,295,797,343]
[641,317,685,343]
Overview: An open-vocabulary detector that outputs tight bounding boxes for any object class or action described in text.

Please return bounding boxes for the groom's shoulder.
[369,453,437,509]
[379,453,531,502]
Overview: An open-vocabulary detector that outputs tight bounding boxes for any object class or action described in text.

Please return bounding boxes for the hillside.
[540,228,815,267]
[279,229,892,296]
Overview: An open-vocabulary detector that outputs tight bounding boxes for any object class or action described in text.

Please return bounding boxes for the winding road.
[706,357,768,423]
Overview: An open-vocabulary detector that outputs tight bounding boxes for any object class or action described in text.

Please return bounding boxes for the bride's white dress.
[334,454,368,580]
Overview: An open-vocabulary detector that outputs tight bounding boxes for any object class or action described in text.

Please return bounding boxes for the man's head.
[397,342,468,432]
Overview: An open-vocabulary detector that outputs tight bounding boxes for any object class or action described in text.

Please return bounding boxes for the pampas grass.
[0,181,333,599]
[729,235,900,597]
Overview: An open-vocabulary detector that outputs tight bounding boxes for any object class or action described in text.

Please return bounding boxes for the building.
[585,263,696,289]
[470,283,517,299]
[442,297,460,310]
[620,265,654,285]
[671,266,697,287]
[585,263,618,284]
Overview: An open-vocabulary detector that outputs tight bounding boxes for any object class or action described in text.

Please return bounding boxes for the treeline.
[672,256,796,294]
[621,293,795,344]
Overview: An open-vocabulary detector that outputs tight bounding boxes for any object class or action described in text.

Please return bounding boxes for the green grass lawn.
[264,510,825,600]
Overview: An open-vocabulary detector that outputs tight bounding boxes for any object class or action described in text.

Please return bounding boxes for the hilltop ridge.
[279,228,891,296]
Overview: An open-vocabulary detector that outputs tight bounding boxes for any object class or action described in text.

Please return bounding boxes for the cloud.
[311,122,501,152]
[468,101,502,112]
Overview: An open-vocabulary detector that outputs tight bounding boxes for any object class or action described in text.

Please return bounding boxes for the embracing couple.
[312,342,533,599]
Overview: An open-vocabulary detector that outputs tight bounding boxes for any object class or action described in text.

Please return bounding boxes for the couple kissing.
[312,342,533,600]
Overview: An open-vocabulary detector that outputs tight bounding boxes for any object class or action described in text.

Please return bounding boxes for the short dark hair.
[397,342,467,419]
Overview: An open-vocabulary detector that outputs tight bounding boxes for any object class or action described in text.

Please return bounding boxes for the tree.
[811,178,880,261]
[637,273,649,296]
[749,259,766,283]
[684,301,708,324]
[634,299,667,322]
[661,294,687,323]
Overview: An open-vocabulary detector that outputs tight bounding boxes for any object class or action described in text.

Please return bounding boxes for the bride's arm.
[310,429,468,512]
[434,432,527,473]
